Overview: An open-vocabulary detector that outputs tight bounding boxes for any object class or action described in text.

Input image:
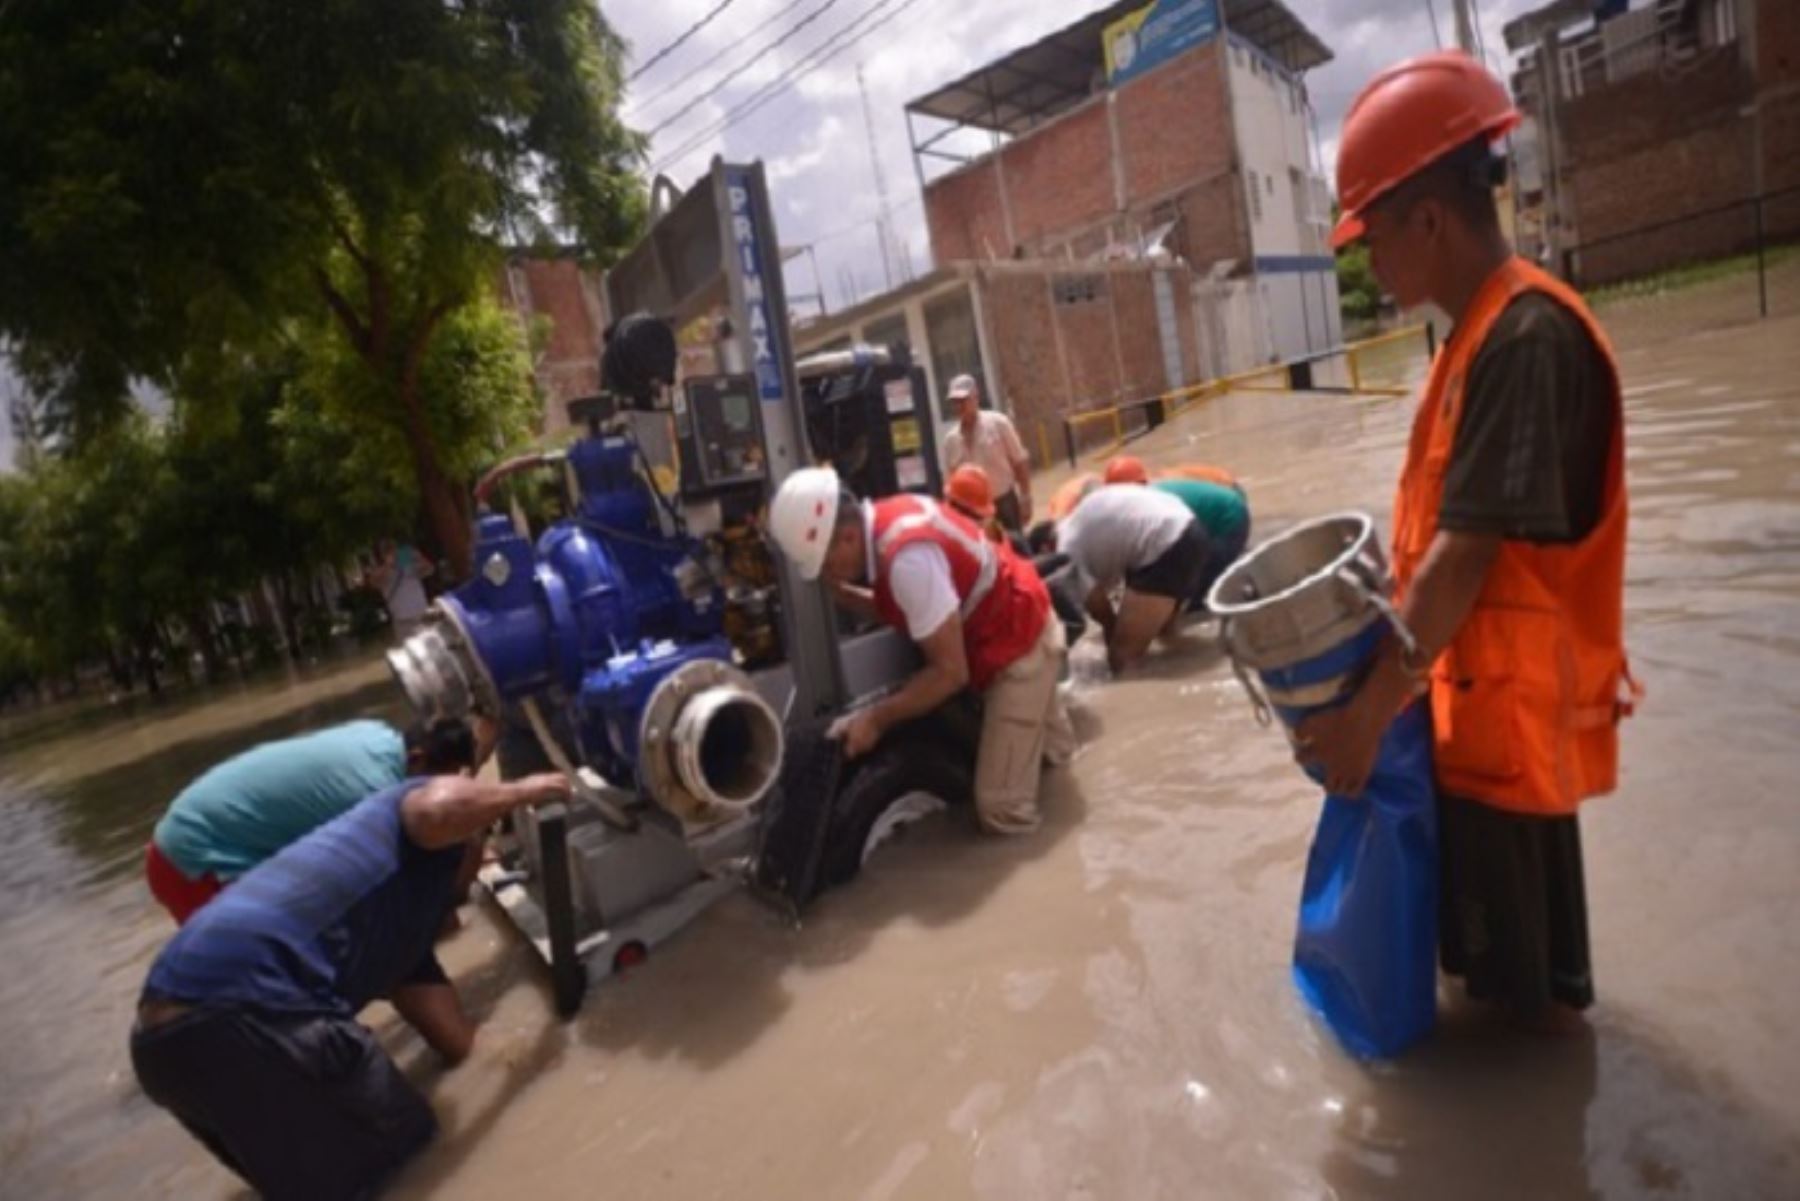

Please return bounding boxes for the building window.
[1247,177,1263,222]
[1053,274,1105,305]
[1233,45,1244,68]
[1265,173,1275,196]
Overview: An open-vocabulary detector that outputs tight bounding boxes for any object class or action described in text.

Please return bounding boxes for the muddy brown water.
[3,313,1798,1200]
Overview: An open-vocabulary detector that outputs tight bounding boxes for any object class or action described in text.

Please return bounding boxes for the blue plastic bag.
[1288,700,1438,1060]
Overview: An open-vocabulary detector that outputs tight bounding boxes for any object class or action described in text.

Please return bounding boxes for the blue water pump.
[387,434,783,822]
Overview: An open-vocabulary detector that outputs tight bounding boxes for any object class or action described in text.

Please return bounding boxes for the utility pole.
[857,64,895,293]
[1452,0,1478,57]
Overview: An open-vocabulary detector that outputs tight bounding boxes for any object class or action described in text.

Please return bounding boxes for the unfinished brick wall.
[498,257,607,432]
[923,161,1013,262]
[978,272,1070,456]
[1002,100,1116,251]
[973,264,1200,465]
[1115,40,1232,203]
[921,39,1245,270]
[1558,34,1800,284]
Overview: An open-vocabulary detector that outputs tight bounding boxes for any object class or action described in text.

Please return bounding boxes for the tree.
[0,0,645,573]
[1336,241,1382,327]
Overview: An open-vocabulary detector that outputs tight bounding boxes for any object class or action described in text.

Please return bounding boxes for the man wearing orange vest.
[1298,52,1634,1032]
[769,467,1074,835]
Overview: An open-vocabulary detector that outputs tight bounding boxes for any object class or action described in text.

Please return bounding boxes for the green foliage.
[1337,242,1382,324]
[0,0,645,569]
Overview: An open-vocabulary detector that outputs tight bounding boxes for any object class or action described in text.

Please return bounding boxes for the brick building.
[793,1,1340,466]
[1507,0,1800,284]
[795,259,1208,464]
[498,255,610,437]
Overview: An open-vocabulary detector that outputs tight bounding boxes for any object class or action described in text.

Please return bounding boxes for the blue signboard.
[1104,0,1221,88]
[723,168,786,405]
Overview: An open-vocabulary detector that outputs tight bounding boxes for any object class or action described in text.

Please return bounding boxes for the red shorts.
[144,842,226,925]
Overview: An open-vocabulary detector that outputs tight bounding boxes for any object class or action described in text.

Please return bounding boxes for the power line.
[635,0,811,115]
[629,0,742,83]
[652,0,929,173]
[645,0,850,138]
[650,0,911,172]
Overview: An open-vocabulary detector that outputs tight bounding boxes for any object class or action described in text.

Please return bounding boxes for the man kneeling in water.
[131,770,570,1201]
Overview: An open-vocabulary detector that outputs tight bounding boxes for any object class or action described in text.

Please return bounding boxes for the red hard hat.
[1104,455,1150,485]
[1331,51,1520,249]
[945,464,996,519]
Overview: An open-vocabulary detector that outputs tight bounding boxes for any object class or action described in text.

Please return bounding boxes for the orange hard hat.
[1104,455,1150,485]
[945,464,996,519]
[1331,51,1520,250]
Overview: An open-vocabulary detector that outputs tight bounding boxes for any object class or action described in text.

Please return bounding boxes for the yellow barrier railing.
[1056,324,1432,467]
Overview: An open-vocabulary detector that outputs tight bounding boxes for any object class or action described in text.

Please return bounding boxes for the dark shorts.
[1437,794,1594,1015]
[1124,520,1209,601]
[1191,520,1250,612]
[131,1005,437,1201]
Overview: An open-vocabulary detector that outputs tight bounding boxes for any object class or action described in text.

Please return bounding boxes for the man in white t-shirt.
[941,375,1033,533]
[768,468,1073,835]
[1049,484,1209,674]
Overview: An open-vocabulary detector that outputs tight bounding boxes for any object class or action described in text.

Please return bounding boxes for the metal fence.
[1562,186,1800,334]
[1054,325,1433,469]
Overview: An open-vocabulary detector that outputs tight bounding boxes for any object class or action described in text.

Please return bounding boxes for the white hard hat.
[948,373,978,399]
[768,466,843,581]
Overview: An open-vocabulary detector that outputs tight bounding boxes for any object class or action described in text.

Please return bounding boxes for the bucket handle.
[1335,567,1420,659]
[1220,617,1275,728]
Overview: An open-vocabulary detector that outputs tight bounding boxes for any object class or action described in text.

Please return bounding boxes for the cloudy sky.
[604,0,1546,312]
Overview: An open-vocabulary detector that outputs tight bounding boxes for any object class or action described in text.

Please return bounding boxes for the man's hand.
[1295,689,1389,798]
[829,708,884,760]
[515,772,573,806]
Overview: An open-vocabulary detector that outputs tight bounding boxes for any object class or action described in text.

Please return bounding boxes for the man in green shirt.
[1146,475,1252,613]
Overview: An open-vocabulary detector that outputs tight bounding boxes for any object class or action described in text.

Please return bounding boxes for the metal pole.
[1755,193,1768,319]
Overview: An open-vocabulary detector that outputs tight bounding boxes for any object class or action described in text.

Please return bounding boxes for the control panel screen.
[678,375,767,491]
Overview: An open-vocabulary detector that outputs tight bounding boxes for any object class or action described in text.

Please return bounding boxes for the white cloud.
[608,0,1546,311]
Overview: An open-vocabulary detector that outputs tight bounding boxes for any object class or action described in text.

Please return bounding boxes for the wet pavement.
[2,308,1797,1200]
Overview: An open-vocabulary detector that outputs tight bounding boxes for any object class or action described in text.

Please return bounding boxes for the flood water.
[3,312,1798,1200]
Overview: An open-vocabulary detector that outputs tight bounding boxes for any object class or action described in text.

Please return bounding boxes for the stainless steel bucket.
[1205,512,1411,720]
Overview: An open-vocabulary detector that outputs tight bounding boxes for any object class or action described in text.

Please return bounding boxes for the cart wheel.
[819,742,973,891]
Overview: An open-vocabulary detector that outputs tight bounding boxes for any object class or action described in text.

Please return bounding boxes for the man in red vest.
[769,467,1073,835]
[1298,52,1634,1032]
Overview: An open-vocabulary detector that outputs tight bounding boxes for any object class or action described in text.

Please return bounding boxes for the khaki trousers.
[975,617,1075,834]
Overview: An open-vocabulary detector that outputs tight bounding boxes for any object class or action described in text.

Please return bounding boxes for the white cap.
[948,373,979,399]
[768,466,843,581]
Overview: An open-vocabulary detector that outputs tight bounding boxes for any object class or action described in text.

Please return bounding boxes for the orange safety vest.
[1391,257,1635,816]
[870,496,1050,692]
[1046,473,1101,521]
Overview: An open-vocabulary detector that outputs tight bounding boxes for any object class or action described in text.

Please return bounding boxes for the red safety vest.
[1392,257,1636,816]
[870,496,1050,692]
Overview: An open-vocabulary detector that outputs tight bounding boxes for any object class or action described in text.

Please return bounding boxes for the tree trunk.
[397,382,472,580]
[185,606,223,683]
[273,573,303,657]
[135,627,162,698]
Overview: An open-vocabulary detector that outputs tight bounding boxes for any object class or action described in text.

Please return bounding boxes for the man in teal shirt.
[145,718,488,922]
[1148,475,1252,613]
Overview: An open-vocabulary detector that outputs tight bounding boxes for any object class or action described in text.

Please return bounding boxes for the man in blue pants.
[130,770,570,1201]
